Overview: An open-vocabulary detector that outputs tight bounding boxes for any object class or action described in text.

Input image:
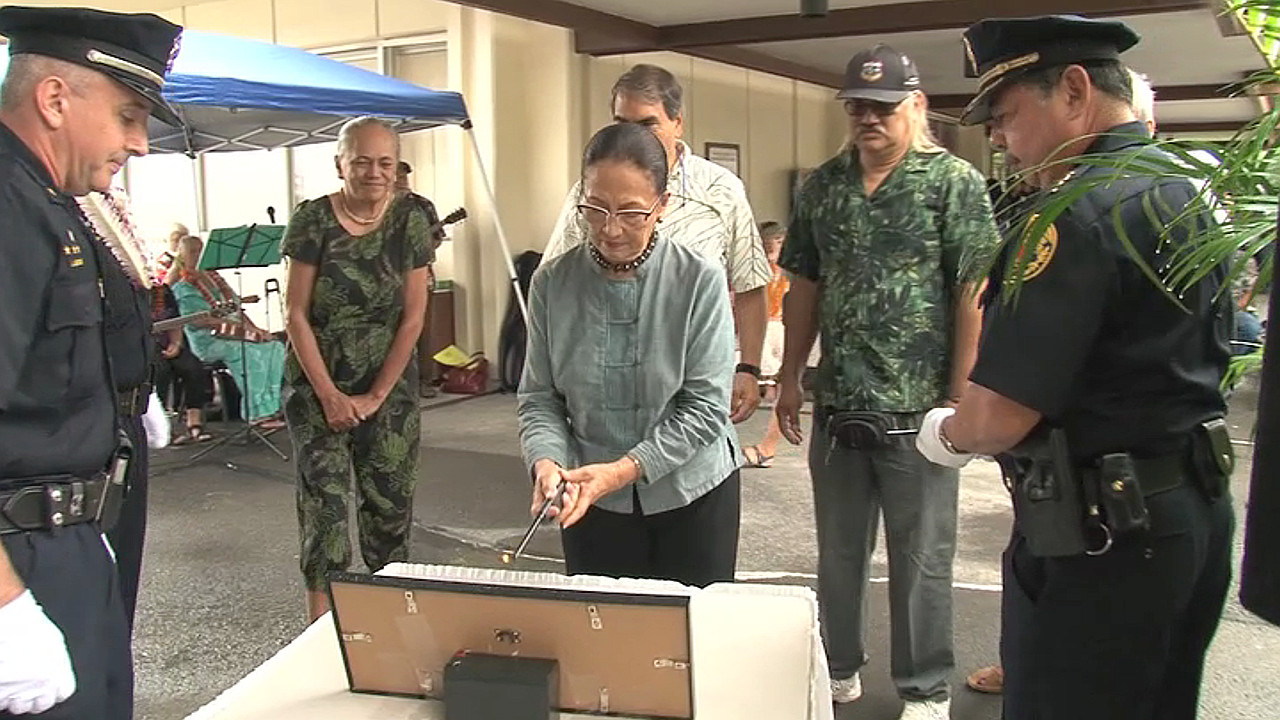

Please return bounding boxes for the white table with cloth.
[183,563,834,720]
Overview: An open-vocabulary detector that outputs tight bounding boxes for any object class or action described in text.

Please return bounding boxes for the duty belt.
[1004,451,1188,498]
[1125,454,1189,496]
[0,475,109,534]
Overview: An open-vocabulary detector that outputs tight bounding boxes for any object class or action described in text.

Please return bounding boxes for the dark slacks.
[1001,485,1234,720]
[106,413,147,627]
[0,523,133,720]
[154,345,210,411]
[560,472,740,588]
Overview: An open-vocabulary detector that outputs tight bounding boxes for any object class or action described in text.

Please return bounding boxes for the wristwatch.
[735,362,762,379]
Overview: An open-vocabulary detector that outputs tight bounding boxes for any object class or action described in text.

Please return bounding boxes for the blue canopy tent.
[153,30,471,154]
[0,30,528,321]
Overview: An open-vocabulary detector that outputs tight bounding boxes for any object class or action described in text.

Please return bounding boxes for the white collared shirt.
[542,141,771,293]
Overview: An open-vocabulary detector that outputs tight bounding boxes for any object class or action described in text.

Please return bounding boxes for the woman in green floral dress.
[281,117,433,621]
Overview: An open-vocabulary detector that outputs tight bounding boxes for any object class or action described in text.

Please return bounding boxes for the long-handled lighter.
[502,479,567,564]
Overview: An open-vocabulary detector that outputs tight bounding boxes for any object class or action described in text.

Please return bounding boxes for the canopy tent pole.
[191,153,208,232]
[464,124,529,327]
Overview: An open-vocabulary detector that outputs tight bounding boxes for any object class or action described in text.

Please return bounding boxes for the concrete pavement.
[133,379,1278,719]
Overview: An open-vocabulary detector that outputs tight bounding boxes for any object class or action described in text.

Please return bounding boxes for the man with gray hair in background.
[542,64,771,425]
[1129,69,1156,135]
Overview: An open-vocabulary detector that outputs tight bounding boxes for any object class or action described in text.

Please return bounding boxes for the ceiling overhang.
[444,0,1266,129]
[575,0,1212,55]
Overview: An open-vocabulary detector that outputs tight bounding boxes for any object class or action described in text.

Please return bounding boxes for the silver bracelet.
[939,422,963,455]
[625,453,644,480]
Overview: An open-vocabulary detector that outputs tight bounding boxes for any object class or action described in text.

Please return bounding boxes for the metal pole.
[464,125,529,327]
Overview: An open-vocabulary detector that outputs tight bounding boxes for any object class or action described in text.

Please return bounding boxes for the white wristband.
[916,407,975,468]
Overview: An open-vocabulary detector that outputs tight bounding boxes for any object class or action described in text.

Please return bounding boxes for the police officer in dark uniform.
[0,6,182,717]
[915,16,1235,720]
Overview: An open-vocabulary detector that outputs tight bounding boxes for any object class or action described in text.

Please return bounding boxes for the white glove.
[143,392,171,449]
[916,407,975,468]
[0,590,77,714]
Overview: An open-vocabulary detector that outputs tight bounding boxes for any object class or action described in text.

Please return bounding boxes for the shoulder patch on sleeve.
[1017,215,1058,282]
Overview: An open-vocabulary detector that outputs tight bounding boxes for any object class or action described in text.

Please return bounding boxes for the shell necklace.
[336,191,390,225]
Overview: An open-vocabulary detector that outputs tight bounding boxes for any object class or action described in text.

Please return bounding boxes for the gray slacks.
[809,413,959,702]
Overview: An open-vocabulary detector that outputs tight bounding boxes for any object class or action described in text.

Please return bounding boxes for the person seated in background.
[171,234,286,428]
[1234,247,1270,356]
[154,221,188,286]
[150,282,214,443]
[519,122,741,588]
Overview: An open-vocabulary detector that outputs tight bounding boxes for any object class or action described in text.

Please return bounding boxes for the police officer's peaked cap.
[960,15,1139,125]
[0,5,183,126]
[837,44,921,103]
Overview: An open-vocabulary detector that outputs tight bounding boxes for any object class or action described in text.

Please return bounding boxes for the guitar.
[152,296,258,334]
[427,208,466,249]
[431,207,466,236]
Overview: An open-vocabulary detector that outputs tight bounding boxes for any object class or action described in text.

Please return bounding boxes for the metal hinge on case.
[417,671,435,695]
[341,632,373,642]
[599,688,610,713]
[587,605,602,630]
[653,658,690,671]
[405,590,419,614]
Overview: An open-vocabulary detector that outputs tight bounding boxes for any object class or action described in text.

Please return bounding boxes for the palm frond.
[1224,348,1267,392]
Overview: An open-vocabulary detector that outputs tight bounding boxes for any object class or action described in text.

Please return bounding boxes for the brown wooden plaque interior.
[329,574,693,719]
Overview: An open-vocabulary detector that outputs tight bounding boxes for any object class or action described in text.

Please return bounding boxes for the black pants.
[153,345,210,411]
[0,523,133,720]
[106,414,147,627]
[1001,485,1234,720]
[560,472,740,588]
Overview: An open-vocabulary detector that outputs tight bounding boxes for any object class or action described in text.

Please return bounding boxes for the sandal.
[253,417,287,431]
[966,665,1004,694]
[172,424,214,446]
[742,445,774,469]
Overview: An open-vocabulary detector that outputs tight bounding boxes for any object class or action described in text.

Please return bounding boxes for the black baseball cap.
[0,5,183,126]
[837,44,921,103]
[961,15,1139,125]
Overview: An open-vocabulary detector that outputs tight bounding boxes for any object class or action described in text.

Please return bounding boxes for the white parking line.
[734,570,1003,593]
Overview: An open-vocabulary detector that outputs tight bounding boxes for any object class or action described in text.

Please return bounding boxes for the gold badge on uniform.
[1017,216,1058,281]
[63,230,85,268]
[860,60,884,82]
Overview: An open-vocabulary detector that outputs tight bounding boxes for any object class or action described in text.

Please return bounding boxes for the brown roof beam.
[928,83,1244,109]
[445,0,659,49]
[681,46,844,88]
[578,0,1208,54]
[1159,120,1248,133]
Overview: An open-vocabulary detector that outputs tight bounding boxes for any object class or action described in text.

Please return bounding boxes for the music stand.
[190,223,289,463]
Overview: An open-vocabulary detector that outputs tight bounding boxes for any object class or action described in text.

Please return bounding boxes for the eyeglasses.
[576,197,662,230]
[843,97,907,118]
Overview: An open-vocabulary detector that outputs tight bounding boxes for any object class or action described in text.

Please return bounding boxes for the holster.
[1003,428,1094,557]
[1189,417,1233,501]
[97,430,133,532]
[823,410,907,450]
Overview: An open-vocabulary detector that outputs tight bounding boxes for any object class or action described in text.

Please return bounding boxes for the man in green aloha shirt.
[774,45,999,720]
